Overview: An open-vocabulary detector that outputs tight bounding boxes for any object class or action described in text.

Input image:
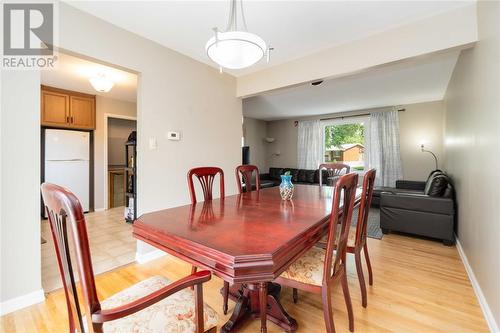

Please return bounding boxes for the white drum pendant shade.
[206,31,266,69]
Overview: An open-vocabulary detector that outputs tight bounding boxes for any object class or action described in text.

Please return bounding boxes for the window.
[322,117,369,174]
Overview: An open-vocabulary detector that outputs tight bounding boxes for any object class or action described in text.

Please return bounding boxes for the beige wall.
[263,101,445,180]
[94,96,136,210]
[266,119,298,170]
[443,1,500,330]
[243,117,268,171]
[108,118,137,165]
[399,101,445,180]
[0,2,242,310]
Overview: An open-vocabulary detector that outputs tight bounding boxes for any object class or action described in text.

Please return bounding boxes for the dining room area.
[29,165,486,333]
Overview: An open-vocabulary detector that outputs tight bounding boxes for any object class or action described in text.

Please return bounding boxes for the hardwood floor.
[1,233,488,332]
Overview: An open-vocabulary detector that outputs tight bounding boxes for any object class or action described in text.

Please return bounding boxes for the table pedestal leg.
[221,282,298,333]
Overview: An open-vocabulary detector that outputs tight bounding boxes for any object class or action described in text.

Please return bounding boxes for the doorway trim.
[103,113,137,211]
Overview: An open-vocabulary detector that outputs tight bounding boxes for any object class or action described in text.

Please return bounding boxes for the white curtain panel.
[297,120,322,170]
[368,110,403,187]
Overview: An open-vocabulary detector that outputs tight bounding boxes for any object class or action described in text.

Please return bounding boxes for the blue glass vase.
[279,175,294,200]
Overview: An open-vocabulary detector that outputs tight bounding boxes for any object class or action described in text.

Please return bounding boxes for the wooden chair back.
[187,167,225,204]
[354,169,377,249]
[319,163,351,186]
[41,183,99,333]
[323,173,359,284]
[235,165,260,193]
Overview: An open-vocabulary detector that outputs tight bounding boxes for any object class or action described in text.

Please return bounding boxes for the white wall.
[443,1,500,330]
[237,5,477,97]
[262,101,445,180]
[243,117,268,171]
[0,2,242,309]
[95,96,136,210]
[0,71,44,307]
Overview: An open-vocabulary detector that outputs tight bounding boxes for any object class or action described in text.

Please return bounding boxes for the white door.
[45,160,90,212]
[45,129,89,161]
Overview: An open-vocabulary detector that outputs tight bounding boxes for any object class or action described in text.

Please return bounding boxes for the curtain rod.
[320,108,405,122]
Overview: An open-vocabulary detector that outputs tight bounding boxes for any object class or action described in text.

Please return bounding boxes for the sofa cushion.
[297,170,307,183]
[381,192,454,215]
[425,174,449,197]
[305,170,317,183]
[424,170,444,194]
[284,168,299,182]
[269,168,283,181]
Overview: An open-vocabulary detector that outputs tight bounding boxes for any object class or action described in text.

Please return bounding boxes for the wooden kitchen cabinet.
[41,90,69,127]
[41,85,96,130]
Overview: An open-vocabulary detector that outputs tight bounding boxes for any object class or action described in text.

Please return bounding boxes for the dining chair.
[187,167,230,315]
[41,183,218,333]
[296,169,377,309]
[235,164,260,193]
[319,163,351,187]
[275,173,358,333]
[187,167,225,204]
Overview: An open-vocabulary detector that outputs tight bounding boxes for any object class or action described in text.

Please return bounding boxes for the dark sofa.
[260,167,328,188]
[378,170,456,245]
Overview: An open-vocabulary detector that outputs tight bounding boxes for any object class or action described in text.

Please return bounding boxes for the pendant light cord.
[225,0,248,32]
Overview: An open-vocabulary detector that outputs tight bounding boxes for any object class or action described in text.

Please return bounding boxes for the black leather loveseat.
[260,167,323,188]
[377,170,456,245]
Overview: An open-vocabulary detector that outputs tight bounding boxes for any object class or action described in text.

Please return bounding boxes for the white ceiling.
[243,51,459,120]
[66,1,472,76]
[41,52,137,102]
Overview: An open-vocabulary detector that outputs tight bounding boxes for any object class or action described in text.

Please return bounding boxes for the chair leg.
[354,250,368,308]
[363,243,373,286]
[259,282,268,333]
[191,266,197,290]
[223,281,229,315]
[341,272,354,332]
[292,288,298,304]
[321,286,335,333]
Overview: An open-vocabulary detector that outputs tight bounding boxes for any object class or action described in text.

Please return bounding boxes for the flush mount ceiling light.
[205,0,272,70]
[89,73,114,92]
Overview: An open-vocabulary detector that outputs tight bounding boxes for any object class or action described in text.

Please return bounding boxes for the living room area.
[242,50,452,243]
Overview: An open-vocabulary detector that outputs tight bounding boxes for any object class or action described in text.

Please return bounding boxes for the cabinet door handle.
[66,116,70,123]
[70,116,73,123]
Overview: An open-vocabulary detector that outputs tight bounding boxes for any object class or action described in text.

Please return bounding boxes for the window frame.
[320,116,371,173]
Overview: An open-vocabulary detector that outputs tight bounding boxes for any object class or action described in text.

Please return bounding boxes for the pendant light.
[205,0,272,70]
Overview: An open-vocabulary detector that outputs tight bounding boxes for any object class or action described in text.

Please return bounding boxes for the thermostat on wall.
[167,131,181,141]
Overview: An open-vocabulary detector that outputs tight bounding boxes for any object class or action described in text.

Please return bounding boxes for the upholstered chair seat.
[98,276,219,333]
[279,247,327,286]
[318,226,358,249]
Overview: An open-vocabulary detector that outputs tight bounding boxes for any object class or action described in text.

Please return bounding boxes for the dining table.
[133,184,362,333]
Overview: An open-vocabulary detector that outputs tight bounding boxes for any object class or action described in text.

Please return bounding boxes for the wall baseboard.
[94,208,106,212]
[135,249,166,264]
[456,237,499,333]
[0,289,45,316]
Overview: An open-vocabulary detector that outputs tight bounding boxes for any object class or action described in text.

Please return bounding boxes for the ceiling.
[41,52,137,102]
[66,1,472,76]
[243,51,459,120]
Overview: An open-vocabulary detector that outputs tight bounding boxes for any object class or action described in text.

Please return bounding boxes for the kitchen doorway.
[40,51,138,292]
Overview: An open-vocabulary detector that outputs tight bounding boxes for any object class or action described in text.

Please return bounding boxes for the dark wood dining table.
[133,184,361,333]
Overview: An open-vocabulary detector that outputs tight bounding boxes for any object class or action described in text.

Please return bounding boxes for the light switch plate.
[148,137,157,150]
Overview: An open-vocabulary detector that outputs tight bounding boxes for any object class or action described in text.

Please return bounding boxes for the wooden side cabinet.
[41,85,96,130]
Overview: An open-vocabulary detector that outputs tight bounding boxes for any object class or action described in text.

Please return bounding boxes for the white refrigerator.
[44,129,90,213]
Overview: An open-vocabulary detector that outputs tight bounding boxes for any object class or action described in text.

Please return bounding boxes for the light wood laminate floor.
[4,232,488,332]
